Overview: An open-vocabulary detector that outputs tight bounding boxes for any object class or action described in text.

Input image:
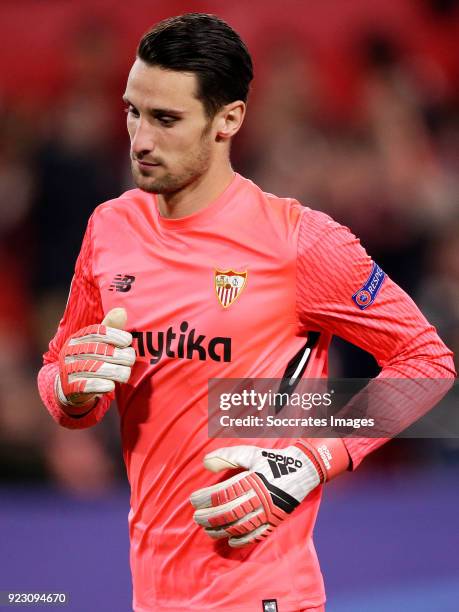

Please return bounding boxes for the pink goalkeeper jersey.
[38,173,454,611]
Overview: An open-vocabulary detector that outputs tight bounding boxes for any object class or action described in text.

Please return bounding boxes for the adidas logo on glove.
[190,444,324,547]
[262,451,303,479]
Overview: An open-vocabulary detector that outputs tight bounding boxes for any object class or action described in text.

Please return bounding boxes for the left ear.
[215,101,246,140]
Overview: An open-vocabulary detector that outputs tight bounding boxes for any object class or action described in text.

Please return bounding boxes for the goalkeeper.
[38,13,455,612]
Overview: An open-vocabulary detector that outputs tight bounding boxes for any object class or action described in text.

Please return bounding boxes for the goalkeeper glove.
[190,440,349,547]
[55,307,136,411]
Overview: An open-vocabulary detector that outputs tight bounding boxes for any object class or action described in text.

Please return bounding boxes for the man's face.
[123,59,214,194]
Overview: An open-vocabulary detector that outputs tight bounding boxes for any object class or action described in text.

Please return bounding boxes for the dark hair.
[137,13,253,117]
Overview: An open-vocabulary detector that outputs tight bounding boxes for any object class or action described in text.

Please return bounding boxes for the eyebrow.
[122,96,186,117]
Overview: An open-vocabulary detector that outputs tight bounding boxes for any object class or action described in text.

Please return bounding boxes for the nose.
[130,117,155,159]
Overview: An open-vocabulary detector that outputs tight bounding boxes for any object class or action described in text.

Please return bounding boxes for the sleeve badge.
[352,262,386,310]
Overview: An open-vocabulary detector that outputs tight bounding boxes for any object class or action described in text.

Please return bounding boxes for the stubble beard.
[131,132,213,196]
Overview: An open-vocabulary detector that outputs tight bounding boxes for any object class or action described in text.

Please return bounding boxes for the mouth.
[135,159,161,168]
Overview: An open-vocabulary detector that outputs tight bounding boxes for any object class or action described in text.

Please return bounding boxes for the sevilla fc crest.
[215,269,247,308]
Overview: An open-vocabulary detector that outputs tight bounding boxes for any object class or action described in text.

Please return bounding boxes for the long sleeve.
[37,213,113,429]
[296,209,456,468]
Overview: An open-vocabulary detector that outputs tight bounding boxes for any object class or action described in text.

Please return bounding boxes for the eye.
[124,104,139,118]
[157,116,177,127]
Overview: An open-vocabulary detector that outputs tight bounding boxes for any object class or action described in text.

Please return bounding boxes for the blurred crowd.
[0,0,457,494]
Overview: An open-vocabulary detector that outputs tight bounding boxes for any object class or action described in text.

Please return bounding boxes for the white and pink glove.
[191,440,349,547]
[55,308,136,410]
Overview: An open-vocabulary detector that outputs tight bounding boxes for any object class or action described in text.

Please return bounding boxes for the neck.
[157,163,235,219]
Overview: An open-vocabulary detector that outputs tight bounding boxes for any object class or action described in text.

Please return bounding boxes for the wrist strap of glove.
[295,438,350,482]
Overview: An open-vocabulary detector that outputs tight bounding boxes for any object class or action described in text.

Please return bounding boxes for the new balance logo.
[262,451,302,479]
[109,274,136,292]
